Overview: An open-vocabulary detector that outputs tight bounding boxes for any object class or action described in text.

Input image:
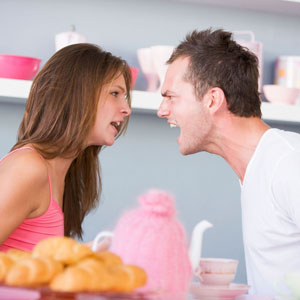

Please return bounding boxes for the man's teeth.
[170,123,177,128]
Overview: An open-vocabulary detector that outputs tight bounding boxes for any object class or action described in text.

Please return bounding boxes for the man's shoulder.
[260,128,300,154]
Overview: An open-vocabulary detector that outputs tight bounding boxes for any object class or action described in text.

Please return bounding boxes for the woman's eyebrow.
[111,85,125,92]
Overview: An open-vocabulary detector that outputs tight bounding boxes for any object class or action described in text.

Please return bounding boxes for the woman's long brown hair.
[12,43,132,239]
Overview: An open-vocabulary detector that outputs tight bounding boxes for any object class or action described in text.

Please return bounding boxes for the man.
[157,28,300,296]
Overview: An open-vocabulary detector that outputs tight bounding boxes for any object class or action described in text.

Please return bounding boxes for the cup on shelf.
[274,56,300,89]
[130,67,139,89]
[195,258,238,286]
[137,48,159,92]
[55,26,87,52]
[150,45,174,91]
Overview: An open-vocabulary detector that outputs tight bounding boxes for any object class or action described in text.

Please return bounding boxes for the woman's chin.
[104,138,115,147]
[87,138,115,147]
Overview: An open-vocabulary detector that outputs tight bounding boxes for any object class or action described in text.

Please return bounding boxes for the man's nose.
[157,99,169,118]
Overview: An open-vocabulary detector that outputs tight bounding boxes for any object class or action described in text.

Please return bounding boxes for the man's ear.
[205,87,227,115]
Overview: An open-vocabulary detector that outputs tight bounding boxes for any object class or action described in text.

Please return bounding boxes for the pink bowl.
[263,84,300,105]
[0,54,41,80]
[130,67,138,88]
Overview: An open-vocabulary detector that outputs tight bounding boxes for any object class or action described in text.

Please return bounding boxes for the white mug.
[274,56,300,88]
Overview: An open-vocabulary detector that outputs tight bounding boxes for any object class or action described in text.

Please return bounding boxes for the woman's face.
[87,74,131,146]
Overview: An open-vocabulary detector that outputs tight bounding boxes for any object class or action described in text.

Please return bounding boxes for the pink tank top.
[0,147,64,252]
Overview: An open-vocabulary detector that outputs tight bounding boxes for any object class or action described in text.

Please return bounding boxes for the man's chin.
[179,145,199,156]
[179,146,191,156]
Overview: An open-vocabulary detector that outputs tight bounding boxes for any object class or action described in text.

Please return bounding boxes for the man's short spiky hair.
[168,28,261,118]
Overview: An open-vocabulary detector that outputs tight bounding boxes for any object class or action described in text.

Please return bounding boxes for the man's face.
[157,57,212,155]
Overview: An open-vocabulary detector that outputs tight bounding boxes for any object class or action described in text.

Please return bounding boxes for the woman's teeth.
[111,121,121,129]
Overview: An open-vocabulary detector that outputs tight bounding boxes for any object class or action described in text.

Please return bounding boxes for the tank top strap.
[0,146,35,161]
[46,175,54,204]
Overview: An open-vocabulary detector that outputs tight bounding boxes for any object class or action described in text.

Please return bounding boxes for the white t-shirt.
[241,128,300,296]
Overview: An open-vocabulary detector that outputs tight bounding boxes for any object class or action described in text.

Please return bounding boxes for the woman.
[0,43,132,251]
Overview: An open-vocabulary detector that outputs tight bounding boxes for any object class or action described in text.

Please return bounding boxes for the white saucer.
[189,282,250,300]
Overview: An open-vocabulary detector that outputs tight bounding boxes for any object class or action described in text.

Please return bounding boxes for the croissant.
[3,237,147,293]
[6,249,31,261]
[5,256,63,287]
[125,265,147,290]
[50,257,115,292]
[92,251,123,267]
[108,264,147,293]
[50,256,147,293]
[32,236,93,265]
[0,253,14,282]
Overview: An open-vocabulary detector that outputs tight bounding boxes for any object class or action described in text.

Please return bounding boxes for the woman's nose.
[121,101,131,116]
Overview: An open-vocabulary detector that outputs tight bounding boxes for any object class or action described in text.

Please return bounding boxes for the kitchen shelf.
[1,78,300,124]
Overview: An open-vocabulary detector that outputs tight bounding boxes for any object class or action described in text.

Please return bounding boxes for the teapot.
[91,189,213,295]
[92,219,213,273]
[188,219,213,271]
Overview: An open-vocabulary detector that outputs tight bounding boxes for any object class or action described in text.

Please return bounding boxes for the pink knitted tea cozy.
[111,189,192,295]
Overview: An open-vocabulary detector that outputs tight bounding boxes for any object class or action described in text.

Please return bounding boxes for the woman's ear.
[205,87,227,115]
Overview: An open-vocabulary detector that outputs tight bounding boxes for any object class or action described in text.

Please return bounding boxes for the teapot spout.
[189,220,213,272]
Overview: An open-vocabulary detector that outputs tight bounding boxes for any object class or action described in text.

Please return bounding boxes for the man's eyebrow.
[161,90,175,97]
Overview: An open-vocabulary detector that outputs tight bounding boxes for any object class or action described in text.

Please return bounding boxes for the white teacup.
[196,258,238,286]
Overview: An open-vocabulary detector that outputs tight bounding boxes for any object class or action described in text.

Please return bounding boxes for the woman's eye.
[111,91,119,97]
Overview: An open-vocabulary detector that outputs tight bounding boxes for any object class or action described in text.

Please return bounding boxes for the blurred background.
[1,0,300,284]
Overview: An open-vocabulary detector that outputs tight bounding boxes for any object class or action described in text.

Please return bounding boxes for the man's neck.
[205,116,270,182]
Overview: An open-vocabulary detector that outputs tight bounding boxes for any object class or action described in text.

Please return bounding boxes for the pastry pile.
[0,236,147,293]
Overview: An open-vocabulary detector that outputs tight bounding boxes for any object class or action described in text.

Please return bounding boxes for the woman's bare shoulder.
[0,148,49,189]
